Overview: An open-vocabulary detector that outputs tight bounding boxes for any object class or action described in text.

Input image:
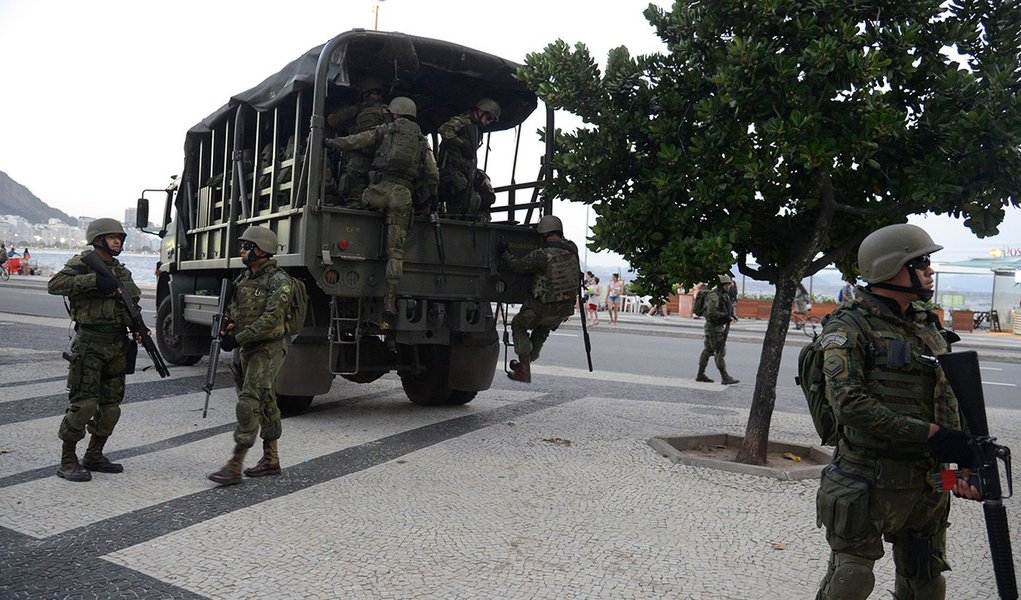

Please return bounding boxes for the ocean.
[17,250,160,286]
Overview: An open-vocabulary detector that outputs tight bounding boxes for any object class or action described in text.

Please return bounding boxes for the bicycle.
[0,264,9,281]
[791,311,821,338]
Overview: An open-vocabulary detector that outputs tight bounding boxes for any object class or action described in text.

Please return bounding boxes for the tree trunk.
[735,277,798,464]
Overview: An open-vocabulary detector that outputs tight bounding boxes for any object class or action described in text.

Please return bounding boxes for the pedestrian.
[498,215,580,383]
[586,276,601,325]
[208,226,293,485]
[47,218,141,482]
[695,274,739,384]
[438,98,500,220]
[838,280,857,303]
[814,223,980,599]
[326,96,438,314]
[793,282,811,329]
[608,273,624,325]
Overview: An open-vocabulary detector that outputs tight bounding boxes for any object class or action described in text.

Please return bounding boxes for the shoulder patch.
[822,355,846,378]
[819,333,848,349]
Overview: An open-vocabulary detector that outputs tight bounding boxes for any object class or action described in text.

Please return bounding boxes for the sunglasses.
[906,255,931,270]
[240,241,257,251]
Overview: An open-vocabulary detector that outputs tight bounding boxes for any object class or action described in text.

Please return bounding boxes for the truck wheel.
[156,298,202,366]
[277,394,314,415]
[400,346,475,406]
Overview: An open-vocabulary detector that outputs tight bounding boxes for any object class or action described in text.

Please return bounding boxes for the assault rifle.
[82,252,170,378]
[202,279,233,418]
[936,350,1016,600]
[578,276,592,372]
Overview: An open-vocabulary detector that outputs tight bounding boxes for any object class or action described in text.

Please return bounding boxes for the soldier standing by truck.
[48,219,141,482]
[326,96,439,315]
[498,215,579,383]
[208,226,293,485]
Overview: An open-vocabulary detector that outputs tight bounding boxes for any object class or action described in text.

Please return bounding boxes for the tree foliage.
[519,0,1021,463]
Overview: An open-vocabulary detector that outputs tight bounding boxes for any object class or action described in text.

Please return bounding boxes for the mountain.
[0,171,75,224]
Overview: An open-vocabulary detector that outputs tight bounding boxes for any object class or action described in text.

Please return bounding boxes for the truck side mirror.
[135,198,149,229]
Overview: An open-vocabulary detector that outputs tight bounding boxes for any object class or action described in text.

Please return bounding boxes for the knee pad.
[826,556,875,600]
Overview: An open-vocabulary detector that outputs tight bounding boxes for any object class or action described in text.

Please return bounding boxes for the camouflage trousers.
[58,330,128,443]
[816,454,951,599]
[230,338,288,448]
[510,300,575,362]
[361,181,413,291]
[338,152,373,207]
[698,323,730,375]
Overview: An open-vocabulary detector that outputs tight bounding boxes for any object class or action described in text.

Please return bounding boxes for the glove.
[325,137,346,151]
[927,426,974,468]
[219,334,239,352]
[496,241,509,255]
[96,276,119,296]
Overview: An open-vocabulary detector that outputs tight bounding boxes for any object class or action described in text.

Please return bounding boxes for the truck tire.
[400,345,476,406]
[277,394,314,415]
[156,298,202,366]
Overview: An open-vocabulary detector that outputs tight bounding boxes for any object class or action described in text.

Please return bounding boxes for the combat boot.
[81,435,123,473]
[243,439,281,477]
[56,441,91,482]
[695,372,714,383]
[508,356,531,383]
[208,445,248,486]
[721,374,740,385]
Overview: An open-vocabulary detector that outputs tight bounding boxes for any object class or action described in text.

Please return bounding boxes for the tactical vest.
[67,253,138,328]
[835,303,956,457]
[355,104,387,134]
[231,261,291,339]
[531,248,578,303]
[373,119,422,177]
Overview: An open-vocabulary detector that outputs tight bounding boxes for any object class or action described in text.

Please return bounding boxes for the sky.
[0,0,1017,272]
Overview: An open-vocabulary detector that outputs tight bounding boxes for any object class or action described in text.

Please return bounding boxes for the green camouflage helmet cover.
[718,274,734,285]
[239,226,278,254]
[85,218,126,244]
[858,223,942,283]
[388,97,416,118]
[476,98,501,120]
[537,215,563,235]
[356,77,385,97]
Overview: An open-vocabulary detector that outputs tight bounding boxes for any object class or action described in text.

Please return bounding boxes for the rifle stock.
[81,252,170,378]
[937,351,1017,600]
[202,278,233,418]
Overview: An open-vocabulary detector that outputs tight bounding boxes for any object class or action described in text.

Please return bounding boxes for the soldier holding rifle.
[47,218,147,482]
[814,224,982,600]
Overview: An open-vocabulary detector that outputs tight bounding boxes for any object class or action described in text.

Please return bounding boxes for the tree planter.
[735,299,773,319]
[648,433,832,481]
[951,310,974,332]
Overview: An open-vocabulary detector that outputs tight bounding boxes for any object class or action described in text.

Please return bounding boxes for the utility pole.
[373,0,386,30]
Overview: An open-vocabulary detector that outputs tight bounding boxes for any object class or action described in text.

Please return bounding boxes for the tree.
[519,0,1021,464]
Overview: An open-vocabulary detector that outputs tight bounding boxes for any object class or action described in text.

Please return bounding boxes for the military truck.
[136,30,560,413]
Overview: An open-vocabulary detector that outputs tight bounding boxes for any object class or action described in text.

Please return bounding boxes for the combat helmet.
[239,226,278,255]
[718,274,734,285]
[536,215,563,235]
[858,224,942,283]
[476,98,501,121]
[85,218,126,244]
[356,77,386,98]
[388,97,417,118]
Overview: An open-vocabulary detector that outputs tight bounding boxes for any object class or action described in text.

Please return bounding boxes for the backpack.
[283,274,308,337]
[692,288,708,317]
[373,118,421,175]
[795,306,872,446]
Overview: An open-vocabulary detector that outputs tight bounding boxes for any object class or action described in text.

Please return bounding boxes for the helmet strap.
[868,275,934,302]
[95,236,122,257]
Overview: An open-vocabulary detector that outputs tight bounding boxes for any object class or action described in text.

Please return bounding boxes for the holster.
[123,336,138,375]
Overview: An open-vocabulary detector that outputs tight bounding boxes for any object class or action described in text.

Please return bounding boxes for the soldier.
[208,226,293,485]
[814,223,980,599]
[498,215,580,383]
[695,275,739,385]
[326,79,389,206]
[437,98,500,220]
[48,218,141,482]
[325,96,439,315]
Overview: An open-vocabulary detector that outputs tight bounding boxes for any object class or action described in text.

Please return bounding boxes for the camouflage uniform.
[327,101,388,205]
[228,259,294,448]
[816,289,963,600]
[698,287,734,379]
[48,250,140,450]
[502,239,580,362]
[328,117,439,308]
[437,112,485,219]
